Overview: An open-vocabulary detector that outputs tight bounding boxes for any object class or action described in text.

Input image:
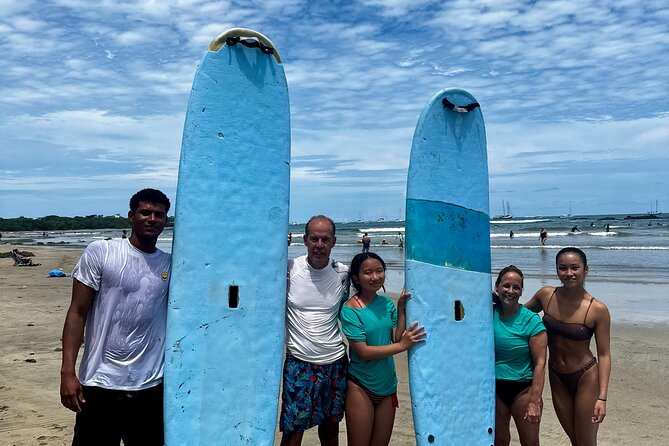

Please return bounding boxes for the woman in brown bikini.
[525,247,611,446]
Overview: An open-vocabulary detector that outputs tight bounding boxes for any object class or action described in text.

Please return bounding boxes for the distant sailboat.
[560,205,573,218]
[496,200,513,220]
[648,200,660,216]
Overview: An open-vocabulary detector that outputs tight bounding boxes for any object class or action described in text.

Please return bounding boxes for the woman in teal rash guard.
[340,252,426,446]
[493,265,548,446]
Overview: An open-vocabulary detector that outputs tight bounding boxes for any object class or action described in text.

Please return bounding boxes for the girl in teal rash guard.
[493,265,548,446]
[340,252,426,446]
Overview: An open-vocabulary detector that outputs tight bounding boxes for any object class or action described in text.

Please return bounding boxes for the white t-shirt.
[285,255,349,364]
[72,238,171,390]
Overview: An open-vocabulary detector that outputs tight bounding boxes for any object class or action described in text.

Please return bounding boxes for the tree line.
[0,215,175,232]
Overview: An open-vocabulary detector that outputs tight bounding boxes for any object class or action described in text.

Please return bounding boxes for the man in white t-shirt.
[60,188,172,446]
[280,215,349,446]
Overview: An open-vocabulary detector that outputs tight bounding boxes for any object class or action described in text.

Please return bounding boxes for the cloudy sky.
[1,0,667,221]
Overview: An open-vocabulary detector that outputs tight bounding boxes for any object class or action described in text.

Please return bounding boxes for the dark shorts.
[72,383,163,446]
[279,353,348,434]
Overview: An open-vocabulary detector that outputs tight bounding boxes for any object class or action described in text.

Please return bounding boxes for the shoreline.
[1,246,667,445]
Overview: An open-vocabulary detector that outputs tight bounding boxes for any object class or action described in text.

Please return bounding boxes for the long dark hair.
[349,252,386,293]
[556,247,587,267]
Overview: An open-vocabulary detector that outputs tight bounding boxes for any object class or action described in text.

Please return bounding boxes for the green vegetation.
[0,215,175,232]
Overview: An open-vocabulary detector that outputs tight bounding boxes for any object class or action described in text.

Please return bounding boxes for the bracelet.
[597,397,607,402]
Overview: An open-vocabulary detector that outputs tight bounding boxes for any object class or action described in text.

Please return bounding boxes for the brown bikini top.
[542,289,595,341]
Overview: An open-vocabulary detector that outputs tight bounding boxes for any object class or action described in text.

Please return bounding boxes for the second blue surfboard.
[405,88,494,445]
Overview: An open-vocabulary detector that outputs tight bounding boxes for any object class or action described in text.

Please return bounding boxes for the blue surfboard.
[405,89,494,445]
[164,29,290,445]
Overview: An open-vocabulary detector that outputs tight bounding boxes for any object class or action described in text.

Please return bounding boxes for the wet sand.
[0,246,667,445]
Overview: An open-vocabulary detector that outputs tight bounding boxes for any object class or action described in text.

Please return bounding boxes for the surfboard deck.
[405,88,494,445]
[164,29,290,445]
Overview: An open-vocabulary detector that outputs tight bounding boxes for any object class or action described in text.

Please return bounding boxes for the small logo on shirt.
[161,271,169,281]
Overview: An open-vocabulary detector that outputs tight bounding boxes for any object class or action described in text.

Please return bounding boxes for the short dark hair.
[349,252,386,293]
[129,189,171,213]
[556,247,587,267]
[304,215,336,237]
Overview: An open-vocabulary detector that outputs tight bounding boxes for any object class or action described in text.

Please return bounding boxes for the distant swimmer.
[361,232,371,253]
[571,226,580,233]
[509,230,514,238]
[539,227,548,245]
[398,232,404,249]
[590,222,595,227]
[121,230,128,239]
[287,232,292,245]
[381,239,389,245]
[605,224,610,233]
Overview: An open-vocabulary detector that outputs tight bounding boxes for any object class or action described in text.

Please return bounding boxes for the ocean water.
[5,214,668,324]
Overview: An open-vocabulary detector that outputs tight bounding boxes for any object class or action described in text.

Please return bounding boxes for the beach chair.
[11,249,40,267]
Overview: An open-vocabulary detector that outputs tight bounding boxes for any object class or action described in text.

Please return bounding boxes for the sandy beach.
[1,246,667,445]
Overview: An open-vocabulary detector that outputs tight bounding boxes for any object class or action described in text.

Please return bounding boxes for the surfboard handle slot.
[442,97,480,113]
[228,285,239,308]
[454,300,465,321]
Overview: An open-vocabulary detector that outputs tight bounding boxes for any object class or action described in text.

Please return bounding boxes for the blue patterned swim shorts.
[279,353,348,433]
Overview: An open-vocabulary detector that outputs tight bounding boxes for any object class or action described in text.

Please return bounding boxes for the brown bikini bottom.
[549,357,597,398]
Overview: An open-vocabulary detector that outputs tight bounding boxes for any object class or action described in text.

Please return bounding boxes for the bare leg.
[369,396,396,446]
[549,370,577,445]
[494,396,512,446]
[573,365,599,446]
[280,431,304,446]
[510,389,541,446]
[345,380,374,446]
[318,419,340,446]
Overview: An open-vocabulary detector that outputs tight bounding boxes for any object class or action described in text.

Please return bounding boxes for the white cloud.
[2,109,183,162]
[0,0,667,218]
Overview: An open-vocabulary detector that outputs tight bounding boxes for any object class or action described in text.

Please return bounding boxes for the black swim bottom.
[496,379,532,407]
[72,383,163,446]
